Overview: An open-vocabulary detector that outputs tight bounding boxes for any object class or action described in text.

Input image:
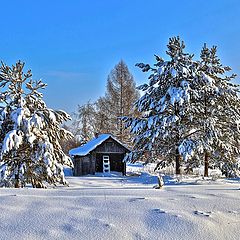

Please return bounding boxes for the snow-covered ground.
[0,170,239,240]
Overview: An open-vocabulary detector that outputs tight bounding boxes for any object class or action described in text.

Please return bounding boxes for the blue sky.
[0,0,239,113]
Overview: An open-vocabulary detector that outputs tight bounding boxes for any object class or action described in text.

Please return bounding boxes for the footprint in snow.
[173,214,182,218]
[104,223,114,228]
[228,210,238,214]
[190,196,197,199]
[207,193,217,197]
[135,233,145,240]
[129,197,145,203]
[194,210,212,217]
[94,218,114,228]
[152,208,166,214]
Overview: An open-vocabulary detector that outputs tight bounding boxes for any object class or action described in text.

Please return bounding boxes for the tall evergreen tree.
[125,37,198,174]
[125,38,240,177]
[194,44,240,176]
[0,61,73,188]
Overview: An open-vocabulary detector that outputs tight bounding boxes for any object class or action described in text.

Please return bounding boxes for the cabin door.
[103,155,110,173]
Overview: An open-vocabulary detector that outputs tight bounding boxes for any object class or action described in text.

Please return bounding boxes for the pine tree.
[194,44,240,177]
[0,61,73,188]
[125,37,198,174]
[125,38,240,178]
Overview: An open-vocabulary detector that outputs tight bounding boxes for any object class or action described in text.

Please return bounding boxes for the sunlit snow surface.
[0,168,239,240]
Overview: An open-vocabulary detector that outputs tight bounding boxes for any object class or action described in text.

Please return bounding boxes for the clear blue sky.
[0,0,239,114]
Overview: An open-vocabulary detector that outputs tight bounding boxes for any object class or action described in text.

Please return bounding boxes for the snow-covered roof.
[69,134,130,157]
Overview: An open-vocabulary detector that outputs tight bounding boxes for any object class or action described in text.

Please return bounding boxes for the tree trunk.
[119,69,123,141]
[203,93,209,178]
[204,151,209,177]
[176,148,181,175]
[157,174,164,189]
[14,173,20,188]
[174,102,181,175]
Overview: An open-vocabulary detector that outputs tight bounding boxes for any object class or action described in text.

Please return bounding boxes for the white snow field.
[0,172,239,240]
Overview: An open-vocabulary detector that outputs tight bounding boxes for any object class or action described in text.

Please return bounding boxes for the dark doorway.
[96,153,125,174]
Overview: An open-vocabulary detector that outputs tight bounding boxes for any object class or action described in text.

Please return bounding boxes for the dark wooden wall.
[73,155,95,176]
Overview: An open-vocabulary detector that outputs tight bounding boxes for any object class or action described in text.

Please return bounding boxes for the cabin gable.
[94,138,128,154]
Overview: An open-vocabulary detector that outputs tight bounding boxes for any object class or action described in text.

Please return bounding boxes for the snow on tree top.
[69,134,130,156]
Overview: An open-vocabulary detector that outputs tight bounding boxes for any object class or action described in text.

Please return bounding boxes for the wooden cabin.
[69,134,130,176]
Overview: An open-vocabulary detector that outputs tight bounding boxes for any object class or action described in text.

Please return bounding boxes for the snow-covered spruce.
[124,37,199,174]
[188,44,240,177]
[0,61,73,188]
[124,37,240,177]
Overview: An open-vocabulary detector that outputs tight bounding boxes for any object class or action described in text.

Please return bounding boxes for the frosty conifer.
[194,44,240,177]
[0,61,73,188]
[125,37,198,174]
[125,38,240,177]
